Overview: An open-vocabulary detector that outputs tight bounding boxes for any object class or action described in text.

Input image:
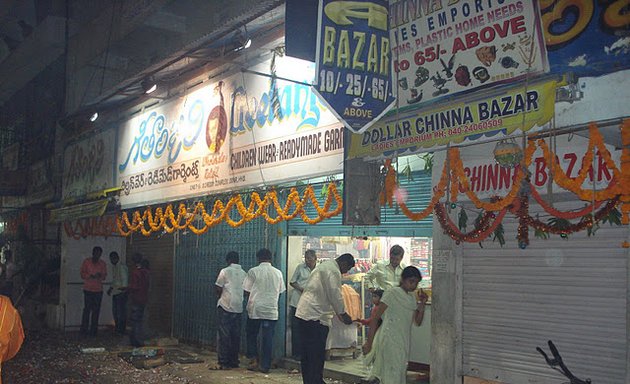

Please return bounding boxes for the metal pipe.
[240,68,313,87]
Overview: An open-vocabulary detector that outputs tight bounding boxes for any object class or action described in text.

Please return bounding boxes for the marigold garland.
[388,120,628,246]
[117,183,342,236]
[537,123,623,202]
[116,120,629,244]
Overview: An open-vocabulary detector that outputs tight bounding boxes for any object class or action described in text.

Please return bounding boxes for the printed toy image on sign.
[390,0,548,108]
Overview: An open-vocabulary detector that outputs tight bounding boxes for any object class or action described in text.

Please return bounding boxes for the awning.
[49,199,109,223]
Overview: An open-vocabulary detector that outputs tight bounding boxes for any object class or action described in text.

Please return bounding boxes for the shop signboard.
[346,80,556,160]
[314,0,396,133]
[452,135,620,199]
[63,129,116,200]
[49,199,109,223]
[27,160,55,204]
[543,1,630,76]
[117,56,344,209]
[390,0,548,109]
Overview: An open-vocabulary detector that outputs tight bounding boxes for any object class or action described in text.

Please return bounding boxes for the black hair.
[256,248,272,261]
[132,252,143,264]
[92,246,103,256]
[401,266,422,281]
[3,250,12,259]
[372,289,384,299]
[141,259,150,270]
[109,251,119,259]
[390,245,404,257]
[226,251,239,264]
[337,253,356,269]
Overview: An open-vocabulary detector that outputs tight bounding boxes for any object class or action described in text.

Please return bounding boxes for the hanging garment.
[341,284,362,321]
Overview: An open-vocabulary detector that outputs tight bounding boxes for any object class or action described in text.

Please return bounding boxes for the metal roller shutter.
[462,199,628,383]
[126,232,175,336]
[287,170,434,237]
[173,215,287,356]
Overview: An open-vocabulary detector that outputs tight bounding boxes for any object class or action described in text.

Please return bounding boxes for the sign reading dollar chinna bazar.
[346,80,556,159]
[314,0,396,134]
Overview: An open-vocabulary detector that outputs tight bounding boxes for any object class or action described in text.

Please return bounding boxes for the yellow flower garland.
[117,182,343,236]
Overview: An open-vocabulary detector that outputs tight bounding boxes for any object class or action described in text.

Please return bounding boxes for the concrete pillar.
[430,150,462,384]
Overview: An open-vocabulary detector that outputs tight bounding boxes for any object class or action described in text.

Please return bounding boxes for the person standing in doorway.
[295,253,355,384]
[243,248,285,373]
[365,245,405,292]
[288,249,317,360]
[128,253,150,347]
[214,251,247,369]
[107,251,128,335]
[80,246,107,336]
[362,266,429,384]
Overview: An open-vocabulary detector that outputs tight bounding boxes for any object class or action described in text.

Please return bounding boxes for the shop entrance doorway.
[286,235,433,378]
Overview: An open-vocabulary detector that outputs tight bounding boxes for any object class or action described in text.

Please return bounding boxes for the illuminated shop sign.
[117,57,344,208]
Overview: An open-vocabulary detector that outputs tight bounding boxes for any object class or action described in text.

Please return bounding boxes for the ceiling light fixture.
[233,26,252,52]
[89,112,99,122]
[141,78,158,94]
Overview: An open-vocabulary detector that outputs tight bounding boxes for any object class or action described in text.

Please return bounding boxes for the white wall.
[60,232,126,329]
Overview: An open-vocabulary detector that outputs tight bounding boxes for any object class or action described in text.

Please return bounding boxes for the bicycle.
[537,340,591,384]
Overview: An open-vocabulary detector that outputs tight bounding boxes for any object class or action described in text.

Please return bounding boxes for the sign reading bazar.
[117,57,343,209]
[314,0,396,133]
[390,0,548,108]
[346,80,556,159]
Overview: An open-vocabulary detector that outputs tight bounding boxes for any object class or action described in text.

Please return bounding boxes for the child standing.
[357,289,384,328]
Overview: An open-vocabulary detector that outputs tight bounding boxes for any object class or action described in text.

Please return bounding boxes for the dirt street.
[2,329,349,384]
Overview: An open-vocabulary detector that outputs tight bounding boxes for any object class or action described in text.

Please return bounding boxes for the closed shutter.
[462,199,628,383]
[173,215,286,356]
[126,233,175,336]
[287,170,433,237]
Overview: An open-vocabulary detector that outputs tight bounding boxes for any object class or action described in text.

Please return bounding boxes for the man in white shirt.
[215,251,247,369]
[296,253,355,384]
[243,248,285,373]
[365,244,405,291]
[289,249,317,360]
[107,251,128,335]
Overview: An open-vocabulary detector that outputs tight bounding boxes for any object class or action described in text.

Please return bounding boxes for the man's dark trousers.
[80,290,103,336]
[112,292,128,334]
[217,306,242,367]
[299,318,329,384]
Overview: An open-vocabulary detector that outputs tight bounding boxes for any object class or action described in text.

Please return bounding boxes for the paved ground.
[1,329,348,384]
[3,328,428,384]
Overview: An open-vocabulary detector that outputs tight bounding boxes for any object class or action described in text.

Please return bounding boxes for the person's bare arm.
[414,289,429,326]
[362,303,388,354]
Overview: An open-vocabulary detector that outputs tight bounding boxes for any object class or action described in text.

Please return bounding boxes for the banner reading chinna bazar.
[314,0,396,134]
[347,80,556,159]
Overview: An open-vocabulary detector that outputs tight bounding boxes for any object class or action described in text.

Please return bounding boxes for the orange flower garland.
[116,120,629,245]
[537,123,623,202]
[117,182,343,236]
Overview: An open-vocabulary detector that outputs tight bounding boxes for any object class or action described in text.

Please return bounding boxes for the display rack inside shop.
[410,238,432,283]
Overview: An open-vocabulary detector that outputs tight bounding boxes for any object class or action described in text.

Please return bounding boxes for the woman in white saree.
[362,266,428,384]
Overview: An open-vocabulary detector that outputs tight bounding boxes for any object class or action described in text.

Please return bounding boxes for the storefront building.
[49,1,630,383]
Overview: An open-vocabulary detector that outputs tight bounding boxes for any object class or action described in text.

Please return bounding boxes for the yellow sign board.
[347,81,556,159]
